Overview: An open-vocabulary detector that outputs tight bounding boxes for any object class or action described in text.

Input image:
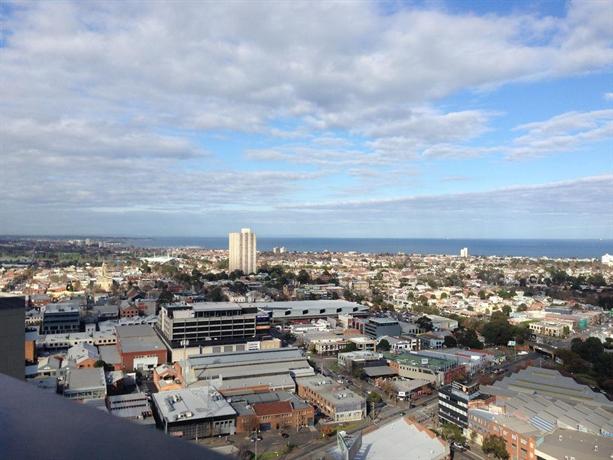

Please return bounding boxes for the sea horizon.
[3,235,612,259]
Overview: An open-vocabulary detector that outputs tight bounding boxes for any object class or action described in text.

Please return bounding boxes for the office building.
[460,247,469,258]
[151,387,236,440]
[363,317,401,339]
[0,296,26,379]
[296,376,366,423]
[229,228,256,274]
[438,381,491,429]
[41,303,80,334]
[157,302,271,352]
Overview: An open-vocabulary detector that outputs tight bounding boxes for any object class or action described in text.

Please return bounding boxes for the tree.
[229,269,244,280]
[502,305,512,317]
[94,360,114,372]
[416,316,434,332]
[444,335,457,348]
[157,289,174,306]
[482,313,514,346]
[441,422,466,445]
[377,339,391,352]
[482,435,509,460]
[297,269,311,284]
[455,328,483,349]
[343,342,358,352]
[207,286,228,302]
[572,337,604,361]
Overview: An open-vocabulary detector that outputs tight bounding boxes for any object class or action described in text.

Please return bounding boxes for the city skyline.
[1,1,612,238]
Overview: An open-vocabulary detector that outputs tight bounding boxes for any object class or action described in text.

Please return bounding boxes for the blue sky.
[0,0,611,238]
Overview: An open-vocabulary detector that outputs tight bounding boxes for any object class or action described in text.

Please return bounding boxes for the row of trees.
[556,337,613,393]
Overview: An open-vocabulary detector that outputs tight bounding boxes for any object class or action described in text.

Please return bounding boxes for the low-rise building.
[378,335,419,352]
[39,331,117,350]
[296,375,366,423]
[151,387,236,440]
[183,348,314,396]
[332,418,449,460]
[230,391,314,433]
[61,367,107,401]
[153,363,184,392]
[116,325,167,372]
[529,321,569,337]
[106,393,153,421]
[385,352,465,387]
[41,303,81,335]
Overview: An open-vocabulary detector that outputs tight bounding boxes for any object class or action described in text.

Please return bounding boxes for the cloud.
[606,92,613,101]
[0,1,612,237]
[270,175,613,237]
[421,109,613,160]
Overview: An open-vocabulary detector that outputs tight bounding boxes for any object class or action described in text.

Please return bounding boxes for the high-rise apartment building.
[229,228,256,274]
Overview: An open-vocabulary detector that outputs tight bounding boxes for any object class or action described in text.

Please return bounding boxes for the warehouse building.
[183,348,314,396]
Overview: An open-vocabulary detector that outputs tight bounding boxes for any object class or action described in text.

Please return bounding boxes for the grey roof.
[65,368,106,391]
[258,300,365,310]
[536,429,613,460]
[187,347,304,367]
[296,376,365,412]
[368,317,399,325]
[229,391,310,415]
[116,325,165,353]
[332,417,449,460]
[393,379,432,392]
[363,366,397,378]
[99,345,122,365]
[152,387,235,423]
[481,367,613,408]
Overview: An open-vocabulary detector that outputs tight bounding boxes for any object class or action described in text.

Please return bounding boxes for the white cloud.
[0,1,612,236]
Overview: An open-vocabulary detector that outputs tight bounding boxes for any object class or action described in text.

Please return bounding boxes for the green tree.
[455,328,483,349]
[207,286,228,302]
[416,316,434,332]
[482,435,509,460]
[441,422,466,445]
[377,339,391,352]
[343,342,358,352]
[502,305,512,316]
[157,289,174,306]
[297,269,311,284]
[444,335,458,348]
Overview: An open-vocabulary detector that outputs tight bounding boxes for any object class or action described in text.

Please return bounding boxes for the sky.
[0,0,612,239]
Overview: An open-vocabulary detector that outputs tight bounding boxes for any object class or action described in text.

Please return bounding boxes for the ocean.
[126,237,613,259]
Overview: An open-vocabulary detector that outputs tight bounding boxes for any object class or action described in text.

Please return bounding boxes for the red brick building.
[231,393,314,433]
[116,325,167,372]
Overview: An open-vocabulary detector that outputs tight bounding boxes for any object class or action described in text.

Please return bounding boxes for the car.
[281,433,290,438]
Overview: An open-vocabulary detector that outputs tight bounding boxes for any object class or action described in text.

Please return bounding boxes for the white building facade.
[229,228,257,274]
